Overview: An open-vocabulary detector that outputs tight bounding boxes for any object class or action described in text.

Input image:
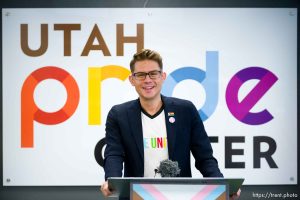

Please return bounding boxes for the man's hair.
[129,49,163,72]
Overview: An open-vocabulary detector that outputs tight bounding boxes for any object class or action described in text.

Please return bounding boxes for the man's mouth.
[143,86,155,91]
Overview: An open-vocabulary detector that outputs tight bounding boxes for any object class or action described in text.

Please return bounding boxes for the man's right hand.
[100,181,113,197]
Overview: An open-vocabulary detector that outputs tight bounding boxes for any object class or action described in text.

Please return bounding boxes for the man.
[101,49,240,198]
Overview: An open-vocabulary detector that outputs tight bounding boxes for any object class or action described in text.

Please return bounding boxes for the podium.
[108,177,244,200]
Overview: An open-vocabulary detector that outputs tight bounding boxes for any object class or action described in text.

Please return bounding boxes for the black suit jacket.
[104,95,223,180]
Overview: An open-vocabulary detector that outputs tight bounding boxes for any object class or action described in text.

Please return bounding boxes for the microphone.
[155,159,181,177]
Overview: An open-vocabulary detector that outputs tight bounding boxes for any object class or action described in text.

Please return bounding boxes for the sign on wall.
[2,8,297,185]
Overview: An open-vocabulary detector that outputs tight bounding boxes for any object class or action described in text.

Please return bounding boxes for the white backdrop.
[2,8,297,185]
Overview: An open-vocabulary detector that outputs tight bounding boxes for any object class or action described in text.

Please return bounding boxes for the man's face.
[129,59,166,102]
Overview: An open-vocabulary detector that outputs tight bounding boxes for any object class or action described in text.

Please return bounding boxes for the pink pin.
[169,117,175,123]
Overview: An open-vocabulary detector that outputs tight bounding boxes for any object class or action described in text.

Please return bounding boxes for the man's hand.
[230,188,241,200]
[100,181,113,197]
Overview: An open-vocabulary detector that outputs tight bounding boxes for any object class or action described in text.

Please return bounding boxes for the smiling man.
[100,49,228,198]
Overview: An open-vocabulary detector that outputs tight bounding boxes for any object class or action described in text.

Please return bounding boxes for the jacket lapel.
[127,99,144,161]
[162,96,177,160]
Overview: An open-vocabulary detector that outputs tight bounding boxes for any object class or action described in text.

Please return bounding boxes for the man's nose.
[144,74,152,81]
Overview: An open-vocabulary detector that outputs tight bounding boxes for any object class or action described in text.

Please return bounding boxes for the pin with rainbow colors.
[168,112,174,116]
[168,112,175,123]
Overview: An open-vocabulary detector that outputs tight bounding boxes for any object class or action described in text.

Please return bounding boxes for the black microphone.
[155,159,181,177]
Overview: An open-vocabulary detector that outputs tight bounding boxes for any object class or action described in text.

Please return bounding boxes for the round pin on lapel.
[169,117,175,123]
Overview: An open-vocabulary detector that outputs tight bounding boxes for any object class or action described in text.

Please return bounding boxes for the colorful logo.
[20,53,279,148]
[162,51,218,121]
[21,66,80,147]
[226,67,278,125]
